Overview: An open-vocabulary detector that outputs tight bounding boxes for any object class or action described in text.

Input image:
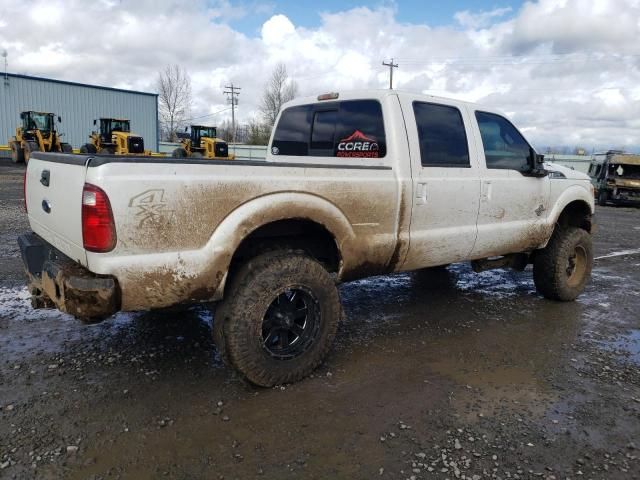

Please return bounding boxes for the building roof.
[5,72,158,97]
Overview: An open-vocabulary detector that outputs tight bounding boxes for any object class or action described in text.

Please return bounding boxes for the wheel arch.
[207,192,356,299]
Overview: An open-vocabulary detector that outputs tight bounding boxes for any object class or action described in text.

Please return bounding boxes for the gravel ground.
[1,158,639,479]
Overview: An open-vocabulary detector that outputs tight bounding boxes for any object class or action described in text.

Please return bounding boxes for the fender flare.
[204,192,357,297]
[540,184,594,248]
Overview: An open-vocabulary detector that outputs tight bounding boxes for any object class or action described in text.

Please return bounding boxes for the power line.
[382,58,398,89]
[223,84,241,143]
[186,107,232,122]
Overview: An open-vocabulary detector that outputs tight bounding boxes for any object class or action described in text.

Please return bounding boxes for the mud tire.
[80,143,97,154]
[172,147,188,158]
[10,141,24,164]
[533,226,593,301]
[23,141,39,164]
[214,250,341,387]
[597,190,608,207]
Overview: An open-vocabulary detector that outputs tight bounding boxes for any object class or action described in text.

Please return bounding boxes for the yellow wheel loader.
[172,125,234,159]
[80,118,150,155]
[9,111,73,164]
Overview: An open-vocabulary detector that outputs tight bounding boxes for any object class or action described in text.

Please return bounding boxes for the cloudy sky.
[1,0,639,151]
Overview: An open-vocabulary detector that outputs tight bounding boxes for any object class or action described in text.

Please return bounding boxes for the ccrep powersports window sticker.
[335,130,380,158]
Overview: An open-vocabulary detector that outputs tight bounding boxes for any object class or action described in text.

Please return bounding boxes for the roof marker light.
[317,92,339,101]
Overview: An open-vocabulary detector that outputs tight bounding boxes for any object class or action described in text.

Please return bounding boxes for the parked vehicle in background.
[80,118,149,156]
[9,111,73,164]
[19,90,595,387]
[173,125,233,159]
[588,151,640,206]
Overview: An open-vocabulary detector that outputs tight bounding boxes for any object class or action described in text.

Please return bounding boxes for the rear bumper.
[18,233,120,319]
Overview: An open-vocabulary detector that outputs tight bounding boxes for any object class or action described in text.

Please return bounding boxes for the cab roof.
[283,89,491,112]
[610,154,640,165]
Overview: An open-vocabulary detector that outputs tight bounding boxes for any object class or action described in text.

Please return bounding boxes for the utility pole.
[382,58,398,90]
[223,84,241,143]
[2,50,8,86]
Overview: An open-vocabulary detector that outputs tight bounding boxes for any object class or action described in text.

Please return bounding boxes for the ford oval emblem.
[271,146,280,155]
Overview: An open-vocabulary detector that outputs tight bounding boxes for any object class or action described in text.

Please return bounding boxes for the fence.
[158,142,268,161]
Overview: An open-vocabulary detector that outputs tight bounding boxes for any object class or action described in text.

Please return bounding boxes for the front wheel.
[23,141,39,164]
[10,141,24,164]
[61,143,73,153]
[533,227,593,301]
[214,250,341,386]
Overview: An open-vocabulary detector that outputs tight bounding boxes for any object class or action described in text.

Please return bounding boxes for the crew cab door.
[399,97,481,270]
[469,111,550,258]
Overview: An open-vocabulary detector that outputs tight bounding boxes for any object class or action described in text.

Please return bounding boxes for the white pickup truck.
[19,90,595,386]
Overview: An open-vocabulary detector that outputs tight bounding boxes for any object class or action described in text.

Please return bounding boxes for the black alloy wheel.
[261,287,320,360]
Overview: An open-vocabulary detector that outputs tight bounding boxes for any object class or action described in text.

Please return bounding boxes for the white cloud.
[0,0,639,150]
[454,6,512,29]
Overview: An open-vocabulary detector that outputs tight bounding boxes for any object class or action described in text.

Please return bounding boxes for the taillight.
[82,183,116,252]
[23,169,28,213]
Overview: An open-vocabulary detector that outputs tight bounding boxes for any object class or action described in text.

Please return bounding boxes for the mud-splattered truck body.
[19,90,596,386]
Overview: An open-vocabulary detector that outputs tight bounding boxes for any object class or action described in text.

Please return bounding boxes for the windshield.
[196,127,216,138]
[25,113,53,131]
[111,120,130,132]
[610,163,640,179]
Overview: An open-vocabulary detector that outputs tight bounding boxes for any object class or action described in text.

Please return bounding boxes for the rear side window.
[413,102,470,167]
[270,105,311,156]
[475,111,530,171]
[271,100,386,158]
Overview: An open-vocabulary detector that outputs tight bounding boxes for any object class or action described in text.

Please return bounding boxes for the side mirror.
[527,147,547,177]
[93,119,97,126]
[58,116,62,123]
[185,126,188,132]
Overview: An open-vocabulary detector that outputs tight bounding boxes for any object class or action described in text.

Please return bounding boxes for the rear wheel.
[61,143,73,153]
[533,227,593,301]
[23,141,39,164]
[190,151,203,158]
[80,143,97,154]
[214,250,341,386]
[103,147,116,155]
[10,141,24,164]
[172,147,188,158]
[597,190,608,206]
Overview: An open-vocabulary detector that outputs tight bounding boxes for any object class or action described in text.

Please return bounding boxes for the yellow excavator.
[9,111,73,164]
[80,118,150,155]
[173,125,233,159]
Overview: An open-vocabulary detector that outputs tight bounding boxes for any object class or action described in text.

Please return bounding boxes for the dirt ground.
[1,158,639,480]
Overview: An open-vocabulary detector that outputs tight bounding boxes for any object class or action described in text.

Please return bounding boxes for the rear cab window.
[271,99,387,161]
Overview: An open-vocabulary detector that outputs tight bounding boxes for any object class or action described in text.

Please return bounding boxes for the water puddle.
[599,329,640,365]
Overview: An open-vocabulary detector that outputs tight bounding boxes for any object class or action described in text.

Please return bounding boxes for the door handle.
[416,182,427,205]
[481,181,492,201]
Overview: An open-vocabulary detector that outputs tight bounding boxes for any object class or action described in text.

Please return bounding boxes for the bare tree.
[157,65,192,142]
[245,117,272,145]
[259,63,298,127]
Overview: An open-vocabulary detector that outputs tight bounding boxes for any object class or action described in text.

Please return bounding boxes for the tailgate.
[25,153,89,265]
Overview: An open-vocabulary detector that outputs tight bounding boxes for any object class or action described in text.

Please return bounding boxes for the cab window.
[475,111,530,171]
[413,102,470,167]
[272,100,386,158]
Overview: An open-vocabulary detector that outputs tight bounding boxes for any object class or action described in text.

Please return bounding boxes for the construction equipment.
[9,111,72,164]
[588,151,640,206]
[80,118,149,155]
[172,125,233,159]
